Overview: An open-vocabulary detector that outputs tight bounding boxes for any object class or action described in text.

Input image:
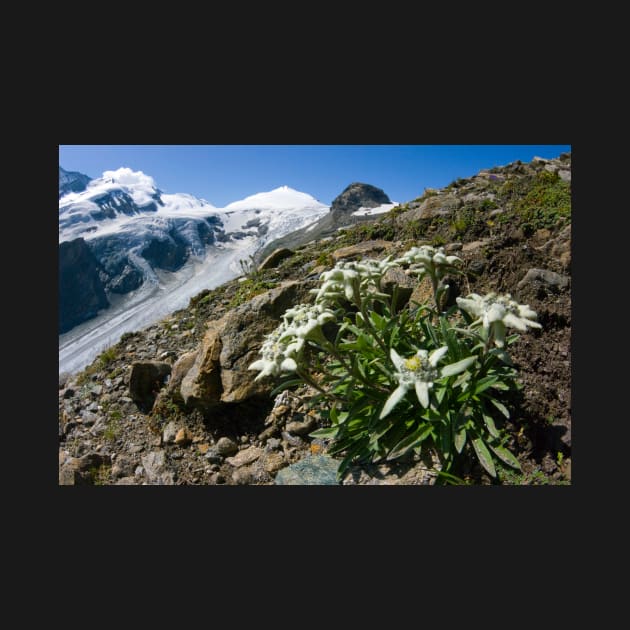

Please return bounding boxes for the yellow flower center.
[404,356,422,371]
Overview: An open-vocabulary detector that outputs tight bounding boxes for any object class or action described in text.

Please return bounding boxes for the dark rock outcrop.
[59,238,109,334]
[330,182,391,224]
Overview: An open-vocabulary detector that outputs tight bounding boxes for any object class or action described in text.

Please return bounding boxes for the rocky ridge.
[59,153,571,485]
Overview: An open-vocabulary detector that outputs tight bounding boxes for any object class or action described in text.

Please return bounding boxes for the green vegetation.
[89,464,111,485]
[499,170,571,235]
[228,278,278,308]
[250,246,543,482]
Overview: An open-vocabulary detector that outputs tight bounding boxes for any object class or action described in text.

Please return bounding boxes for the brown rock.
[258,247,293,270]
[331,240,392,262]
[225,446,263,468]
[178,281,311,409]
[174,427,192,446]
[264,452,286,473]
[197,443,210,454]
[180,320,223,409]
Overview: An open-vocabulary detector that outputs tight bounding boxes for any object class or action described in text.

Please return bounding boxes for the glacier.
[59,168,329,376]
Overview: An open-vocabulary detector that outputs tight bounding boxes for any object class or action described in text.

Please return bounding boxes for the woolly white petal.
[379,385,408,419]
[390,348,405,371]
[415,381,430,408]
[429,346,448,366]
[503,312,528,331]
[280,357,297,372]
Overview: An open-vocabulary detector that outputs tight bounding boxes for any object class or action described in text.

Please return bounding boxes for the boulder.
[178,281,312,410]
[258,247,293,270]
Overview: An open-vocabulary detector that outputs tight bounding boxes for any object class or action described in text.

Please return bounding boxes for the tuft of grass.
[228,278,278,308]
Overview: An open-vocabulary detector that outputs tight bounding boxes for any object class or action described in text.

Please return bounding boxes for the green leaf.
[474,376,499,395]
[472,436,497,477]
[488,348,514,366]
[488,443,521,470]
[483,413,500,438]
[387,424,433,460]
[489,398,510,419]
[270,379,304,396]
[309,427,338,439]
[454,426,467,453]
[441,356,476,377]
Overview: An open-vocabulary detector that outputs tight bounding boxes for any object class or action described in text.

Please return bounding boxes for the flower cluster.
[249,303,335,380]
[456,292,541,347]
[380,347,474,418]
[395,245,462,277]
[312,258,397,305]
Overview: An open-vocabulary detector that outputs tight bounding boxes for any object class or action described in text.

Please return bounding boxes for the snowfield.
[59,169,329,375]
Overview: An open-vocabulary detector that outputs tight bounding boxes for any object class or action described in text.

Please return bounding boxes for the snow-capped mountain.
[59,166,92,199]
[59,167,329,375]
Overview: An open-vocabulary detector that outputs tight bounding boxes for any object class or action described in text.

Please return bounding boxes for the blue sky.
[59,145,571,207]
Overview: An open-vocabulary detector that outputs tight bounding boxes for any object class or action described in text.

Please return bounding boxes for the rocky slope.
[59,153,571,485]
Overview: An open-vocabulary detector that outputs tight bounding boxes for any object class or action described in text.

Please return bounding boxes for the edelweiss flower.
[279,303,336,354]
[313,258,398,305]
[456,292,542,347]
[395,245,461,275]
[248,324,298,381]
[379,347,475,418]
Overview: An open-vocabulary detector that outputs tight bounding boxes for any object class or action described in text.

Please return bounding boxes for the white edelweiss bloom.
[457,292,542,347]
[248,322,300,380]
[380,346,449,418]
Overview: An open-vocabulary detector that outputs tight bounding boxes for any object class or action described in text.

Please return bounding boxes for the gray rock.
[266,437,282,450]
[204,448,224,464]
[216,437,239,456]
[141,450,168,483]
[162,421,179,444]
[468,260,486,276]
[81,410,98,425]
[274,455,341,485]
[517,268,570,292]
[87,401,99,412]
[558,169,571,182]
[381,267,416,309]
[90,384,103,397]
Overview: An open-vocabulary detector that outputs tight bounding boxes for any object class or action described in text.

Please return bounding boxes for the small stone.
[197,443,210,454]
[162,421,179,444]
[273,404,290,417]
[90,384,103,397]
[129,444,144,454]
[275,455,340,485]
[204,448,223,464]
[135,466,144,476]
[87,401,99,412]
[266,437,282,450]
[174,428,192,446]
[216,437,239,456]
[232,467,255,485]
[264,452,286,474]
[226,446,263,468]
[63,388,75,399]
[285,417,317,436]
